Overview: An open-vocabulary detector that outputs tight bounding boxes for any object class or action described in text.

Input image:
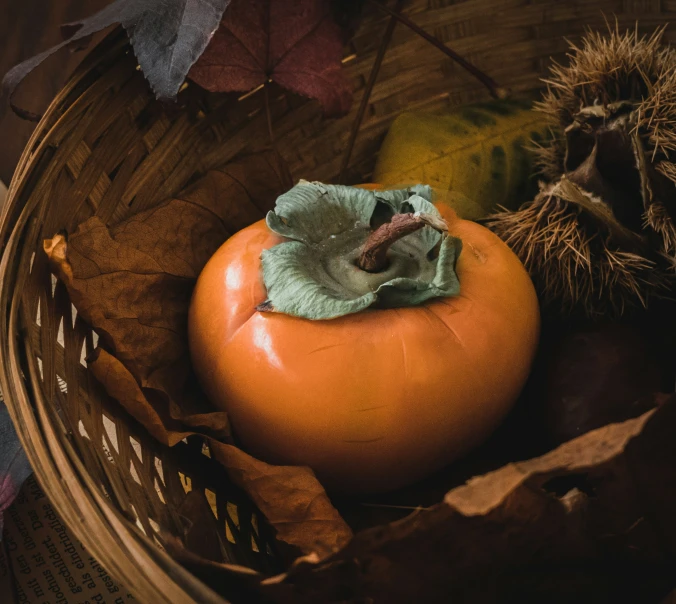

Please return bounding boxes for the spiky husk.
[488,26,676,317]
[487,182,673,318]
[537,25,670,148]
[536,24,676,248]
[529,130,565,182]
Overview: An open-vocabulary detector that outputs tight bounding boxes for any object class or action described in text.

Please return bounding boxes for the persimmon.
[188,182,539,494]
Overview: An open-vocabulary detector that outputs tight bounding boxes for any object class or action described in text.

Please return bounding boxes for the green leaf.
[374,235,462,308]
[261,240,378,320]
[373,184,433,208]
[266,180,377,244]
[261,183,462,320]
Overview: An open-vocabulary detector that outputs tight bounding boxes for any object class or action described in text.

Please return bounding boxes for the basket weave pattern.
[1,1,674,601]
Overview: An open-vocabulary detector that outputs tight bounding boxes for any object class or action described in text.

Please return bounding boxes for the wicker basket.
[1,1,675,602]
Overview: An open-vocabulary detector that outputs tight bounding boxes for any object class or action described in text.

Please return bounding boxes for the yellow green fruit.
[373,100,553,220]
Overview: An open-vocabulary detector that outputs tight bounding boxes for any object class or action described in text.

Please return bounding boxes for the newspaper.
[1,475,136,604]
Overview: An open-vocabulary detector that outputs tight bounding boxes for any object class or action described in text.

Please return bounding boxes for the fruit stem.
[357,212,448,273]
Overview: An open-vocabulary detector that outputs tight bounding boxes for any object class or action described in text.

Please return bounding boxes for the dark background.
[0,0,110,184]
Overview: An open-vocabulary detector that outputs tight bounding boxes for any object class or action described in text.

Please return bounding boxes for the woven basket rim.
[0,29,229,604]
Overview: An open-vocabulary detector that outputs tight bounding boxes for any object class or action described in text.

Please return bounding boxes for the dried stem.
[339,0,404,184]
[368,0,507,100]
[357,212,447,272]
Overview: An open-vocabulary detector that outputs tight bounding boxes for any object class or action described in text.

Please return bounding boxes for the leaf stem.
[368,0,507,100]
[357,212,448,272]
[339,0,404,184]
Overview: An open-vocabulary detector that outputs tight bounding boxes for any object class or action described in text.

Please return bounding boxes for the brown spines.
[488,25,676,317]
[487,183,670,317]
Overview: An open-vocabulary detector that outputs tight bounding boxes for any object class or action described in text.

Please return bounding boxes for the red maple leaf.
[189,0,352,116]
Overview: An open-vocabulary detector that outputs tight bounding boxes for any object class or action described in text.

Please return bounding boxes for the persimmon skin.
[188,207,540,494]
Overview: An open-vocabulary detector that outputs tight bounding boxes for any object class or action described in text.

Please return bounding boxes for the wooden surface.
[0,0,110,184]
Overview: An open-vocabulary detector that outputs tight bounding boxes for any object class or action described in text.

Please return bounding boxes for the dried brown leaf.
[45,151,292,442]
[270,397,676,603]
[208,440,354,558]
[89,348,194,446]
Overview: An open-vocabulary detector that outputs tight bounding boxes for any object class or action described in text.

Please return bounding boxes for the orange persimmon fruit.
[189,182,539,494]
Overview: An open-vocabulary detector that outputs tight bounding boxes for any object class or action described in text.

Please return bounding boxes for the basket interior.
[4,0,676,599]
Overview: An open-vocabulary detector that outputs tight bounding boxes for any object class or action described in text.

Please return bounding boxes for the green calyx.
[260,181,463,320]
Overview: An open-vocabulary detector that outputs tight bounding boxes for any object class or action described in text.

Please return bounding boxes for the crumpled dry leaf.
[88,348,196,446]
[208,440,353,559]
[46,151,294,442]
[189,0,352,116]
[141,398,676,603]
[271,396,676,603]
[45,150,353,556]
